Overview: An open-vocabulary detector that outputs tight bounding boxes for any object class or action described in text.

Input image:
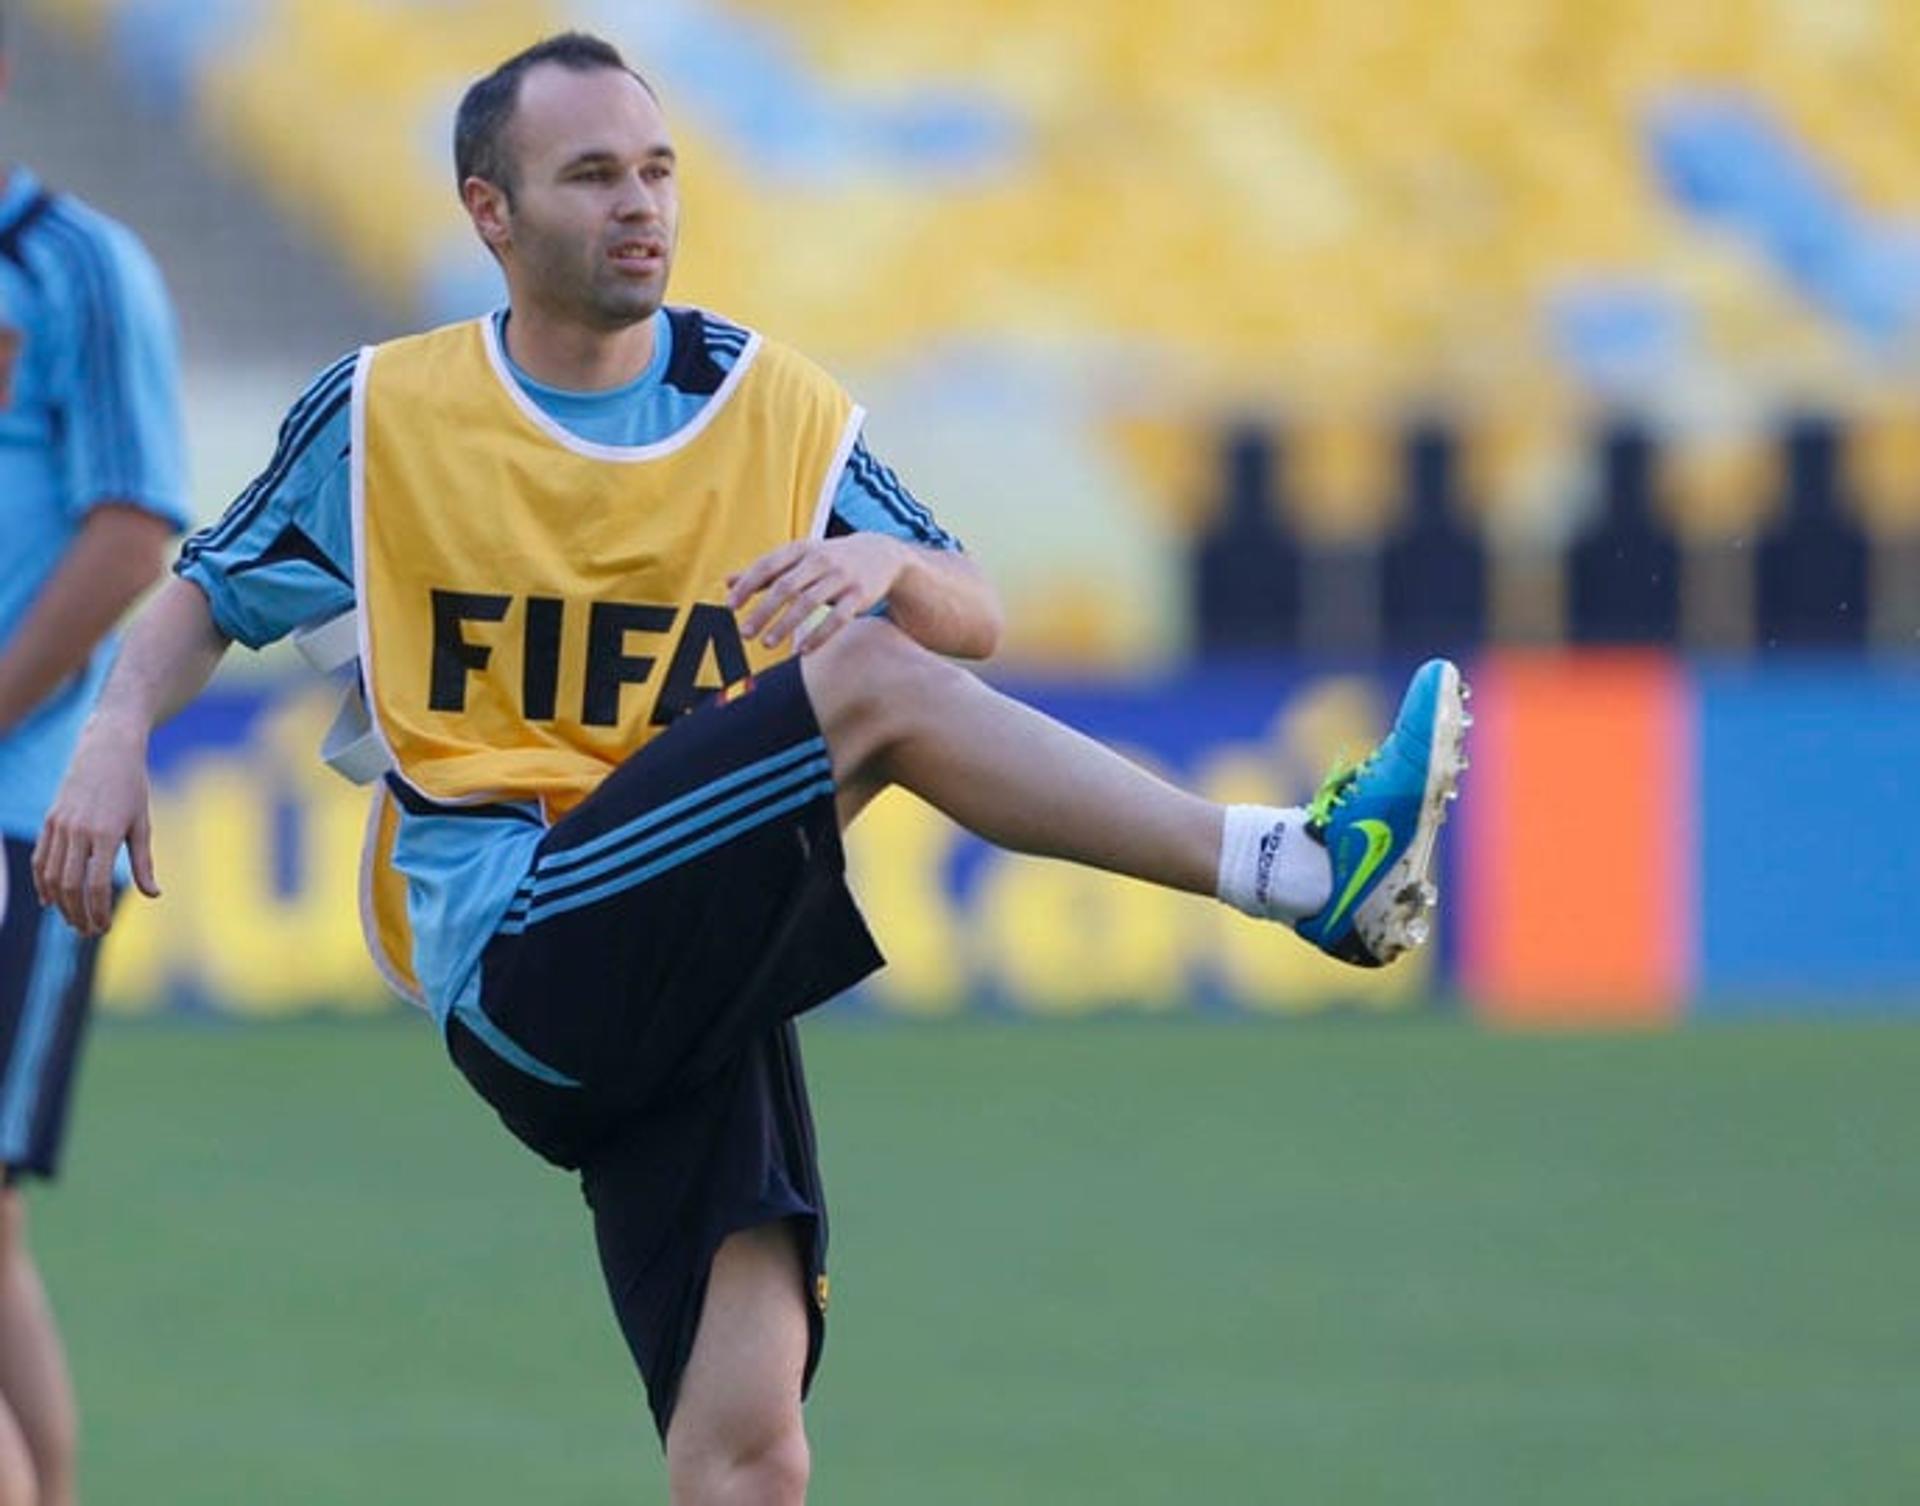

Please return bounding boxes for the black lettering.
[653,603,751,725]
[583,602,676,726]
[429,589,510,712]
[521,596,564,721]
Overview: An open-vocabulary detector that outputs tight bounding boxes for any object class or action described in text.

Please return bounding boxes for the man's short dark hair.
[453,32,653,199]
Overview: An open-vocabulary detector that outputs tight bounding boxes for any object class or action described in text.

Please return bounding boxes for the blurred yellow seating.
[42,0,1920,469]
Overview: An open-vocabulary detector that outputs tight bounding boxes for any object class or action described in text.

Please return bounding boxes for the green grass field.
[32,1017,1920,1504]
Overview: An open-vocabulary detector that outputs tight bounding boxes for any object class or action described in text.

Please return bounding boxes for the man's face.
[483,63,679,329]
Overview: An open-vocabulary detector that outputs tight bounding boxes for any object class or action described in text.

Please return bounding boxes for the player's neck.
[502,304,658,393]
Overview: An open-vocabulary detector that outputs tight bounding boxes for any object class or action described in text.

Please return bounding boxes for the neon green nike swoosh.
[1321,818,1395,934]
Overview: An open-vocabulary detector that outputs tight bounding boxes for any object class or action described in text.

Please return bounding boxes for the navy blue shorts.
[0,836,111,1182]
[444,660,883,1436]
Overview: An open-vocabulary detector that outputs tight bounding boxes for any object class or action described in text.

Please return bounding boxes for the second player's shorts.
[0,836,111,1182]
[444,659,884,1435]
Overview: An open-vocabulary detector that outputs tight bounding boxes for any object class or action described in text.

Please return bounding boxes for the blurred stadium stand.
[8,7,390,367]
[22,0,1920,661]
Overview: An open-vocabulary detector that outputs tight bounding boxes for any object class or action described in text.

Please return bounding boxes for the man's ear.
[462,176,511,255]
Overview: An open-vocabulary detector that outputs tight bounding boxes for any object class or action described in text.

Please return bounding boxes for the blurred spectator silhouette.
[1756,415,1870,649]
[1192,422,1301,652]
[1568,418,1681,644]
[1381,418,1488,654]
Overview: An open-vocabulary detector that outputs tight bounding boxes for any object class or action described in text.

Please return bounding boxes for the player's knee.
[743,1426,810,1506]
[805,617,966,756]
[668,1417,809,1506]
[808,616,912,704]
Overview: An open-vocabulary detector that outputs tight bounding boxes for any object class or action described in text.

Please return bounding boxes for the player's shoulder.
[30,187,132,251]
[362,315,518,408]
[665,305,844,404]
[367,315,482,362]
[288,348,361,408]
[22,188,170,311]
[656,304,753,397]
[666,304,751,356]
[260,348,360,465]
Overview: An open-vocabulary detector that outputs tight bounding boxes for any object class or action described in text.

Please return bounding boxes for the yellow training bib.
[348,313,861,999]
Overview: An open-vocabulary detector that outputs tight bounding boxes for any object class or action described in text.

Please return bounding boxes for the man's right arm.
[33,578,231,936]
[33,351,363,936]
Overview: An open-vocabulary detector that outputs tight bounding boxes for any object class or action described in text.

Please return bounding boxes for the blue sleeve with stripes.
[829,431,961,551]
[42,208,189,527]
[173,354,357,649]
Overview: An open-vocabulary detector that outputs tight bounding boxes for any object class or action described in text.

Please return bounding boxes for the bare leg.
[664,1222,811,1506]
[803,620,1224,892]
[0,1396,37,1506]
[0,1191,75,1506]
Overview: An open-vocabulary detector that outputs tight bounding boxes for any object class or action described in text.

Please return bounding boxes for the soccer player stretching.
[0,13,189,1505]
[35,33,1462,1504]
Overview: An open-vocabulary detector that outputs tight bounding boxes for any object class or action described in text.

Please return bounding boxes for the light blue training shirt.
[0,167,189,843]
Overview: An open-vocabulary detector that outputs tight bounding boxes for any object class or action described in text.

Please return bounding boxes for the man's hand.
[32,715,160,937]
[727,535,907,655]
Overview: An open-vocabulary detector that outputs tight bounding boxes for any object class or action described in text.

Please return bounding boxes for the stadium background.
[8,2,1920,1502]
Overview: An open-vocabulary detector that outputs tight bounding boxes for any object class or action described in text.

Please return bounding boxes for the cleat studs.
[1461,711,1474,729]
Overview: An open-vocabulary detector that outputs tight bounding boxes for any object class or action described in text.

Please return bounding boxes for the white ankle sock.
[1215,804,1333,921]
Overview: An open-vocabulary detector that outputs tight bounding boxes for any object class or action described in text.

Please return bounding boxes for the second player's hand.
[32,715,161,937]
[727,536,906,654]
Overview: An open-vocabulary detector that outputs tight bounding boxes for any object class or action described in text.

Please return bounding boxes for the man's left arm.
[730,532,1002,660]
[0,221,189,736]
[728,430,1003,659]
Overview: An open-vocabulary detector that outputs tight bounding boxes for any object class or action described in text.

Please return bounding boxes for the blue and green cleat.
[1294,658,1470,968]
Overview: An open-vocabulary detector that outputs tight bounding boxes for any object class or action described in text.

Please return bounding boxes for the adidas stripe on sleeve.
[173,353,357,648]
[827,432,961,551]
